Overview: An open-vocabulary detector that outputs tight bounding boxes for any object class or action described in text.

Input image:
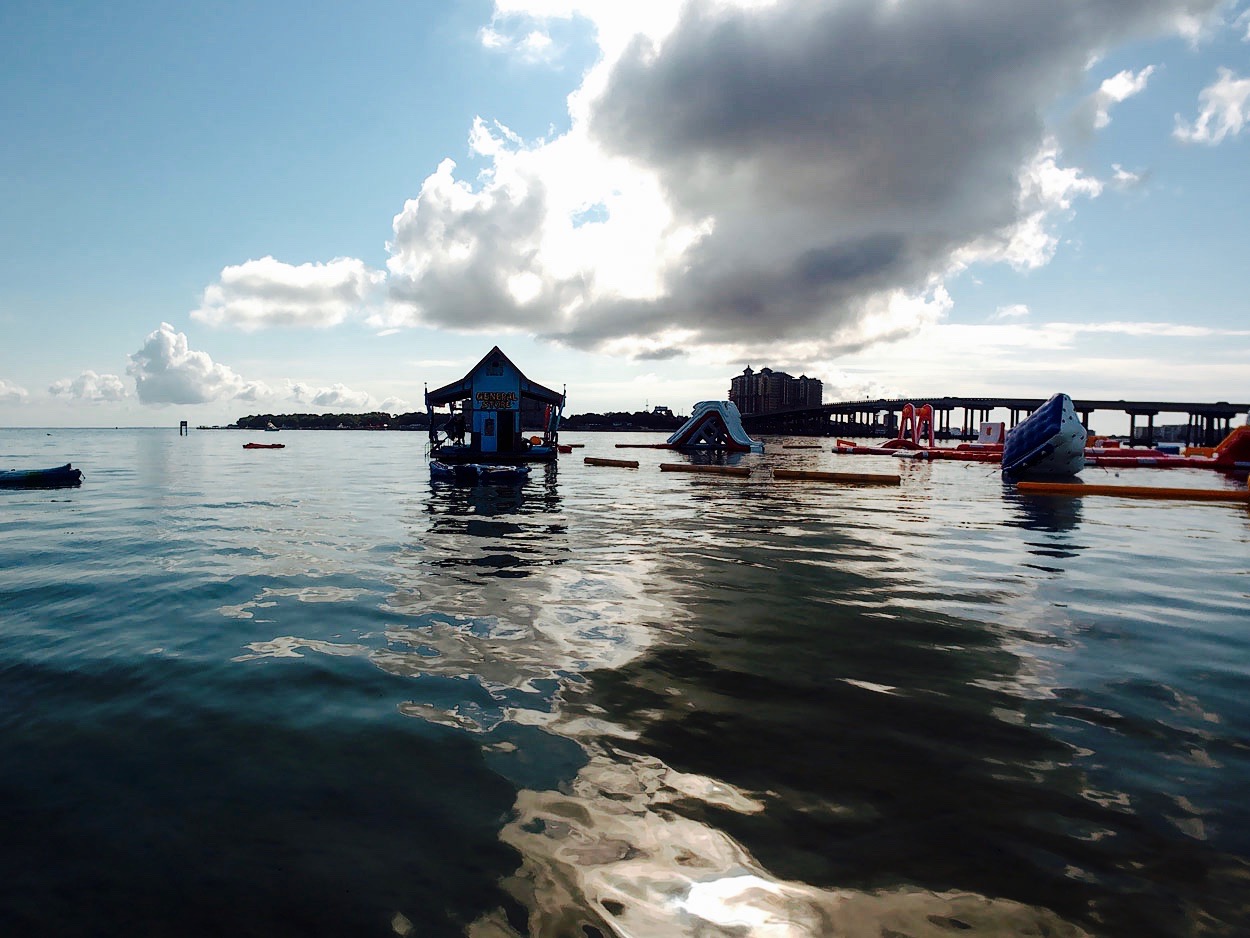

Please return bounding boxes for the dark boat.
[0,464,84,489]
[429,460,531,485]
[243,443,285,449]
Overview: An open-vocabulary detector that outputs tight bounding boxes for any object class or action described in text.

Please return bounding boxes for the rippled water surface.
[2,427,1249,937]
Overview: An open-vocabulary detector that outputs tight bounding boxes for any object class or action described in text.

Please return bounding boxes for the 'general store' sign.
[475,391,518,410]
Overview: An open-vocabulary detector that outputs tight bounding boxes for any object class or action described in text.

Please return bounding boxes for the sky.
[1,0,1248,430]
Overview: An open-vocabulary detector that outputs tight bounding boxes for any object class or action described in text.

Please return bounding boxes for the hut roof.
[425,346,564,407]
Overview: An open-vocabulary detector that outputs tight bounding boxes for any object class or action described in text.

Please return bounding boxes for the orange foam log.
[659,463,752,477]
[1016,481,1250,502]
[772,468,900,485]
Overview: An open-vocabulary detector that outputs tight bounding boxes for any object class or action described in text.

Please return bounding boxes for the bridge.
[739,396,1250,447]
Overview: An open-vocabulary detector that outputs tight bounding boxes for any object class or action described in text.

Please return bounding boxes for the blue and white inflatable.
[1002,393,1087,479]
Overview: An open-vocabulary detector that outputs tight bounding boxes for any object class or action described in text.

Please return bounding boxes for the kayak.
[0,464,84,488]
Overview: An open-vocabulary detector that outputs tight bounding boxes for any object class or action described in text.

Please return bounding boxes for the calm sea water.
[2,427,1249,937]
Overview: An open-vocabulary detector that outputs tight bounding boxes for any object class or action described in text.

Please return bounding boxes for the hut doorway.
[496,411,517,453]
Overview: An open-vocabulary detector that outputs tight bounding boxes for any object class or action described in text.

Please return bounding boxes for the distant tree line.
[560,410,685,431]
[232,409,686,431]
[233,412,428,430]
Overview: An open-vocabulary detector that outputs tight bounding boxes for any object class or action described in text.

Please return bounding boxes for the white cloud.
[1110,163,1145,187]
[127,323,267,405]
[1079,65,1155,131]
[1068,320,1250,337]
[411,359,463,368]
[48,371,128,402]
[170,0,1226,392]
[830,316,1250,405]
[955,141,1103,271]
[286,381,374,410]
[378,396,411,413]
[1021,143,1106,211]
[0,378,28,403]
[992,304,1030,321]
[379,0,1217,374]
[192,256,385,331]
[486,1,686,63]
[233,382,271,403]
[1174,67,1250,143]
[480,27,510,50]
[481,26,558,64]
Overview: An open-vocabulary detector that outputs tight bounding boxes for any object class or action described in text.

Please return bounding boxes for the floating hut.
[425,347,565,463]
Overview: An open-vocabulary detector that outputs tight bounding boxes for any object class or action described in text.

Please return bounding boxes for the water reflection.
[250,445,1246,938]
[19,430,1243,937]
[533,472,1245,938]
[1008,491,1083,535]
[468,728,1092,937]
[1003,487,1088,576]
[379,460,1113,937]
[379,461,686,735]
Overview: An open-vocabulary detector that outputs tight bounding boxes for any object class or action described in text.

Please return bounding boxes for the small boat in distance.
[0,464,84,488]
[243,443,285,450]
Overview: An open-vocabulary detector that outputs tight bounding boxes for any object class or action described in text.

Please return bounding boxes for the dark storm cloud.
[388,0,1222,357]
[563,0,1218,349]
[633,347,686,361]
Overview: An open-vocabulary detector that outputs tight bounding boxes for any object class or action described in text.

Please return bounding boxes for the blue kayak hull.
[0,464,84,489]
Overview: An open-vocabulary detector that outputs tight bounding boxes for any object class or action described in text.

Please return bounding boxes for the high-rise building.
[729,366,823,414]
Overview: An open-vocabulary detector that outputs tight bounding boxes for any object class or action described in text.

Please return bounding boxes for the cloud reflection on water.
[367,468,1092,937]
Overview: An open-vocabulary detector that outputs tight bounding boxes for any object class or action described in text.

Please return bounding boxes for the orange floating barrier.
[584,457,639,469]
[659,463,751,477]
[1016,481,1250,502]
[772,468,900,485]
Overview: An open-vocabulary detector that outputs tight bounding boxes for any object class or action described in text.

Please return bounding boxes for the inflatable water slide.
[667,401,765,453]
